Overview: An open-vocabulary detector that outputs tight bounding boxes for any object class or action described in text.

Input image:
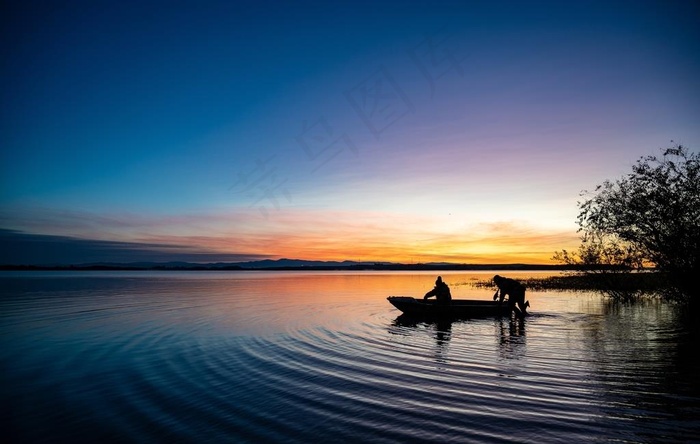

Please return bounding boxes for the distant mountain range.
[1,258,573,271]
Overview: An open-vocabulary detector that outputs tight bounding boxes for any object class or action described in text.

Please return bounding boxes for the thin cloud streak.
[0,229,269,265]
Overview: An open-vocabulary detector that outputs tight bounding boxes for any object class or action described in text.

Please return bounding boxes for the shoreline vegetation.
[552,146,699,303]
[469,272,668,297]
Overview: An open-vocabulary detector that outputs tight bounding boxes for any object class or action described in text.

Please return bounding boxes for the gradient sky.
[2,0,699,264]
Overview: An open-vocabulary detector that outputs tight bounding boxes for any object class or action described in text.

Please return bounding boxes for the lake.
[2,270,698,443]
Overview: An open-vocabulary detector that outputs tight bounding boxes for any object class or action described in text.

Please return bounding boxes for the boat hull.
[387,296,511,318]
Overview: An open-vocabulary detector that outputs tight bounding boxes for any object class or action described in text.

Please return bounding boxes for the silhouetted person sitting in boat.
[424,276,452,305]
[493,275,529,315]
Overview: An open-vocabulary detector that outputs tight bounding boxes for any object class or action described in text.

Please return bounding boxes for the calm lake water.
[2,271,699,443]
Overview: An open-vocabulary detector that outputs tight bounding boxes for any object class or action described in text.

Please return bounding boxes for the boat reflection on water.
[392,312,525,340]
[390,312,530,367]
[391,314,454,366]
[392,314,453,343]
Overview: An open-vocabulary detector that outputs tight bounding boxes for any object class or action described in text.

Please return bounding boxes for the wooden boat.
[387,296,511,318]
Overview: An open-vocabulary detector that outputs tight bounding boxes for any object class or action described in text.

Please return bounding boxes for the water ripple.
[3,272,699,443]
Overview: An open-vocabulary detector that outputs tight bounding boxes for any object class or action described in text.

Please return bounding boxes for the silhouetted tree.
[555,144,700,301]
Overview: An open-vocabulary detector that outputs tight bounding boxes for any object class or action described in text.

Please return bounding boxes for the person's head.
[436,276,443,284]
[493,275,503,284]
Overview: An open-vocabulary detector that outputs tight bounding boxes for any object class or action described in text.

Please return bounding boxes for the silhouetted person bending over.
[424,276,452,305]
[493,275,529,315]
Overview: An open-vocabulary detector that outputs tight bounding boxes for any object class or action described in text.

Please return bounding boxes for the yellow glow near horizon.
[3,204,582,264]
[128,208,581,264]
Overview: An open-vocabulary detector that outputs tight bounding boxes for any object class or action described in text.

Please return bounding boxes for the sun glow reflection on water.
[2,271,699,443]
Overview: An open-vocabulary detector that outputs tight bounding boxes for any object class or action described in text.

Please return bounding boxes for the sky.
[1,0,699,265]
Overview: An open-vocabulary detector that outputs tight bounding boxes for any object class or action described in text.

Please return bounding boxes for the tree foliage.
[555,144,700,301]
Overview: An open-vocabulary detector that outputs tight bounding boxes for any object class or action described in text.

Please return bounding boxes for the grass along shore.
[468,272,671,301]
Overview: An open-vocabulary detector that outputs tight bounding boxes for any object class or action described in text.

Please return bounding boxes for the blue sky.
[2,0,699,264]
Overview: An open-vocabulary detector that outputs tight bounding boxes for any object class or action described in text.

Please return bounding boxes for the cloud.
[0,229,269,265]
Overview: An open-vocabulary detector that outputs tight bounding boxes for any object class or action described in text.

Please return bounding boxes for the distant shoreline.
[0,263,578,272]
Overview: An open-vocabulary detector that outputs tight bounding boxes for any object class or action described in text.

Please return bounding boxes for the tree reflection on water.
[581,299,700,436]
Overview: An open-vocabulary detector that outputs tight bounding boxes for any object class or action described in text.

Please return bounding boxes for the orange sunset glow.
[1,1,698,267]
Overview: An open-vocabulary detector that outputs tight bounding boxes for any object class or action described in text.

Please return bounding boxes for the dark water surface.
[2,271,699,443]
